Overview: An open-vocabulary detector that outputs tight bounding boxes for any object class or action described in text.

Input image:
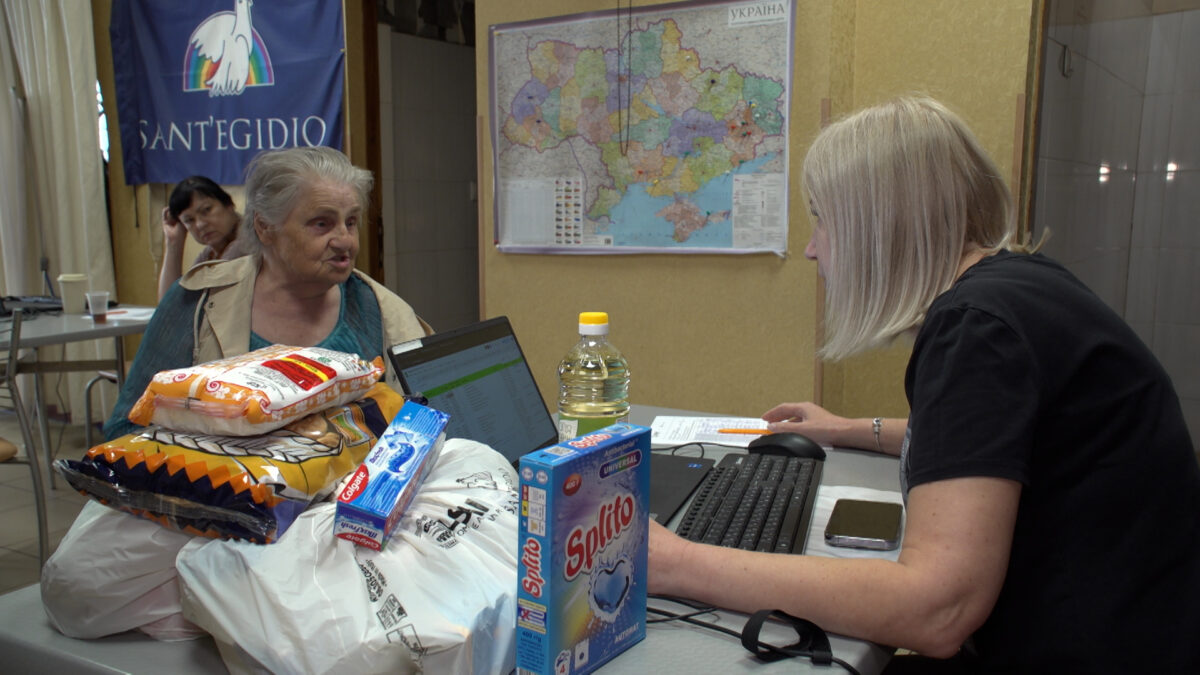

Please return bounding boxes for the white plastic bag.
[40,500,204,641]
[177,438,520,675]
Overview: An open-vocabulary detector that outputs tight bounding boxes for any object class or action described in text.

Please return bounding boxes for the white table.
[0,404,901,674]
[0,307,154,560]
[599,405,900,673]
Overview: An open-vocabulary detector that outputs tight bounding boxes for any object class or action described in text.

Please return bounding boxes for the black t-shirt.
[903,251,1200,673]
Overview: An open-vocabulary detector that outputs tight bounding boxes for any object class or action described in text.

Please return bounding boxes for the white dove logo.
[183,0,274,97]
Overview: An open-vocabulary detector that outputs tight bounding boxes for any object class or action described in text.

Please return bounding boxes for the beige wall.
[823,0,1037,418]
[476,1,1037,420]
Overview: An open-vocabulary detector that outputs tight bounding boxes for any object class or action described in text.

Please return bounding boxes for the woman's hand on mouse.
[761,402,850,446]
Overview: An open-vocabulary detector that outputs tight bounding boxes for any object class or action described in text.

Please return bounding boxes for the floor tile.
[0,546,40,595]
[0,496,86,549]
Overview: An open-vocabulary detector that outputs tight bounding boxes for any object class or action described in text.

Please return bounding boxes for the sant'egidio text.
[137,116,330,151]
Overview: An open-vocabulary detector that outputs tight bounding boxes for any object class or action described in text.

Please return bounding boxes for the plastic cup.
[86,291,109,323]
[57,273,88,314]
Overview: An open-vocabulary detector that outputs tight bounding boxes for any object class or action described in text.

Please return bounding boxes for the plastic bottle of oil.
[556,312,630,440]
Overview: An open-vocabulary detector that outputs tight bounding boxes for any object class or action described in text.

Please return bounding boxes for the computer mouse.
[747,432,826,460]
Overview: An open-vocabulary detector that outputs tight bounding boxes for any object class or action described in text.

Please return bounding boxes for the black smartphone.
[824,499,903,550]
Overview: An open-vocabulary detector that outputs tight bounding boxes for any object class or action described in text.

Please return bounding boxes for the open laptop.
[387,316,560,466]
[387,316,713,521]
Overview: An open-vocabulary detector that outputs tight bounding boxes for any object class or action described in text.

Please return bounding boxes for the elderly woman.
[46,147,430,642]
[107,146,429,440]
[157,175,249,300]
[648,97,1200,673]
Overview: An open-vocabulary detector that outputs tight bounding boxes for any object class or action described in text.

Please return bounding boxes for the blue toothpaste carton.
[516,423,650,675]
[334,401,449,550]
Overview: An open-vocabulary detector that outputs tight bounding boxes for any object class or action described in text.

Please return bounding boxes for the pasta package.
[129,345,384,436]
[56,383,405,543]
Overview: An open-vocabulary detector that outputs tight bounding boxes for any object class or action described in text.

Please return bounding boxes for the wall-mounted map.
[490,0,792,254]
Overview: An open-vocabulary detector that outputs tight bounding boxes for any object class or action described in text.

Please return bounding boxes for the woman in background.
[649,96,1200,673]
[157,176,249,299]
[107,146,430,440]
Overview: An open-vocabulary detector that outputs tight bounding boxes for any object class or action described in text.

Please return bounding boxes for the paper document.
[107,307,155,321]
[650,416,773,448]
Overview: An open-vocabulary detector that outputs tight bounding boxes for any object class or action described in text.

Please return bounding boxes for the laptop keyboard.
[675,453,822,554]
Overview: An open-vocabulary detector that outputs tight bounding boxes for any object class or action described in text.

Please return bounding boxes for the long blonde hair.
[804,96,1016,360]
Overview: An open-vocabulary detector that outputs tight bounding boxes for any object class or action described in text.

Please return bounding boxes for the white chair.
[1,309,52,565]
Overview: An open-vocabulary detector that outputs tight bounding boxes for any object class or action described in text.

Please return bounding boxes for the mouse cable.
[647,596,861,675]
[647,594,718,624]
[653,441,746,460]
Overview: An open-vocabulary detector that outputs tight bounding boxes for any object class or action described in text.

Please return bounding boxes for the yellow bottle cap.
[578,312,609,325]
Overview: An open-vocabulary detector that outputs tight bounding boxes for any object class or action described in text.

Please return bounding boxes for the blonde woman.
[649,97,1200,673]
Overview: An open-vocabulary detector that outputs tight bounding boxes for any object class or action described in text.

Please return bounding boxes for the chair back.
[0,309,51,564]
[0,309,24,411]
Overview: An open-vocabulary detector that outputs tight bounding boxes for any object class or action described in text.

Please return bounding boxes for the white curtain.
[0,12,37,296]
[1,1,116,428]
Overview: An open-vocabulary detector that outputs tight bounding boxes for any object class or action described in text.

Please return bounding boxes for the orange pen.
[717,428,772,435]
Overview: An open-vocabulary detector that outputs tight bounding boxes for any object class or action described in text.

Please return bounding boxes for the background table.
[1,307,154,563]
[0,307,154,477]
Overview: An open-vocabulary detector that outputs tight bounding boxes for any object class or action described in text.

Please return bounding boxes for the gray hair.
[239,146,373,253]
[803,96,1015,361]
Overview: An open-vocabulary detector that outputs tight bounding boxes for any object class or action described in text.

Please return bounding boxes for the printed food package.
[516,423,650,675]
[55,383,404,543]
[335,401,450,550]
[128,344,384,436]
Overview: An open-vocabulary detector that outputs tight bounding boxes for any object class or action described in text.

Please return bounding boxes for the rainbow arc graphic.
[182,26,274,93]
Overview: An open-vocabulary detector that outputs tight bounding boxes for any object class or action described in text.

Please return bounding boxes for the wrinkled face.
[257,178,360,288]
[804,209,831,279]
[180,194,238,248]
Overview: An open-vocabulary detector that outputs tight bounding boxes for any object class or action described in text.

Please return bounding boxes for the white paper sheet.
[650,415,775,448]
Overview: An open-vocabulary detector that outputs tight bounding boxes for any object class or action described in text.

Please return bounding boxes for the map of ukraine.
[501,19,784,243]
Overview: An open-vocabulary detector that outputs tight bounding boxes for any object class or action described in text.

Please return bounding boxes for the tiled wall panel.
[1037,5,1200,448]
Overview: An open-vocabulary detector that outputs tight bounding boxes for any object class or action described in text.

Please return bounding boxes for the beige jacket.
[179,255,431,388]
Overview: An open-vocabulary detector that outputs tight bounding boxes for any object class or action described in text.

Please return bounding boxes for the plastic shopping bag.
[41,500,203,641]
[176,438,520,675]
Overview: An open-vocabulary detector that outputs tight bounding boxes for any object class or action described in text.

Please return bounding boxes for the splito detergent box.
[516,423,650,675]
[334,400,449,550]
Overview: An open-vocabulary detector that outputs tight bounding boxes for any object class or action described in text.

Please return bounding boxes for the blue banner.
[111,0,345,185]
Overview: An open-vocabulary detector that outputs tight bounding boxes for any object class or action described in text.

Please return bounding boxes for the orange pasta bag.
[129,345,384,436]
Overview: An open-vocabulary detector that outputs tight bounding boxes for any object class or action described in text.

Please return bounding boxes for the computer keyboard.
[1,295,62,315]
[674,452,822,554]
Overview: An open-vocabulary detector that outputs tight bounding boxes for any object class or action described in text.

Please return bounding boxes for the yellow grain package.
[129,345,384,436]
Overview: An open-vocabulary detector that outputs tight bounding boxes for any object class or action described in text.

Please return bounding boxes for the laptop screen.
[387,316,560,465]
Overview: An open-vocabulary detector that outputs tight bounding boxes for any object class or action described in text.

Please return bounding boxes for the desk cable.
[653,441,747,459]
[648,595,861,674]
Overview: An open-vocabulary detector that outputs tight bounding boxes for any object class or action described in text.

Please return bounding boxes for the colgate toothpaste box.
[516,423,650,675]
[334,401,449,550]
